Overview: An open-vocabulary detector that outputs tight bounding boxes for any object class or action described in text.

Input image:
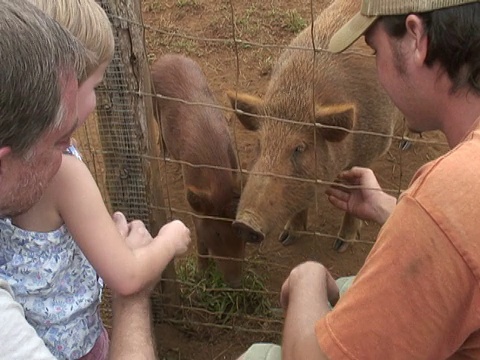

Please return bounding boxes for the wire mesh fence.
[76,0,450,353]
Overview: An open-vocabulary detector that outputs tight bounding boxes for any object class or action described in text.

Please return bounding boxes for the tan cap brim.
[328,12,378,53]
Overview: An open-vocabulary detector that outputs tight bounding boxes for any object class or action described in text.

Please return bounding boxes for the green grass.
[175,0,199,8]
[176,256,274,323]
[236,4,257,27]
[169,39,198,55]
[284,10,307,34]
[144,0,164,12]
[234,5,263,38]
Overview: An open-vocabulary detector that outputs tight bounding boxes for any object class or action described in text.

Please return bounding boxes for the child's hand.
[158,219,191,257]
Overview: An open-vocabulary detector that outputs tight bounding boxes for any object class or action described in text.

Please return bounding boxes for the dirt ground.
[98,0,450,358]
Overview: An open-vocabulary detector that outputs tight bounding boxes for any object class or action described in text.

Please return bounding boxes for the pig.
[151,54,245,287]
[227,0,401,252]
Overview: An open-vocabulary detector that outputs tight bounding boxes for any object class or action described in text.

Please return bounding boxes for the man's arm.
[108,292,156,360]
[281,262,338,360]
[108,212,158,359]
[0,279,56,360]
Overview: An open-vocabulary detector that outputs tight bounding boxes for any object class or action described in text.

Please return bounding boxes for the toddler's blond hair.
[28,0,114,80]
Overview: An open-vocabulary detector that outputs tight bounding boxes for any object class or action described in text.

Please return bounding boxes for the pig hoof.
[399,139,412,151]
[333,238,349,253]
[278,230,297,246]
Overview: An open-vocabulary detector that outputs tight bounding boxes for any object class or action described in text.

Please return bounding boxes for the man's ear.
[405,14,428,66]
[0,147,12,174]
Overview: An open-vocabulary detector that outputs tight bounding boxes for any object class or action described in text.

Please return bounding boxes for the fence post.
[95,0,179,309]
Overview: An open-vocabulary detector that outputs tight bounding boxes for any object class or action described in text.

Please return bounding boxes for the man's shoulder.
[407,135,480,198]
[0,278,56,359]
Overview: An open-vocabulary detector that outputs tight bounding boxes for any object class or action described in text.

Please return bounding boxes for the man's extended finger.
[339,167,368,183]
[325,186,350,199]
[112,211,128,238]
[326,188,350,212]
[327,195,349,212]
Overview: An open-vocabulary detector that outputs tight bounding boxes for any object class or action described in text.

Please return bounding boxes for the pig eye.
[294,143,306,154]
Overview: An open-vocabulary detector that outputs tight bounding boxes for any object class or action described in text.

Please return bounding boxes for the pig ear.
[226,90,263,131]
[186,187,214,214]
[315,103,356,142]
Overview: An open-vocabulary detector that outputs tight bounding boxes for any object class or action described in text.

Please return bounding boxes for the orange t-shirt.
[316,123,480,359]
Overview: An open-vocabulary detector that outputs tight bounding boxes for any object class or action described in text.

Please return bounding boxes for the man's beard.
[0,164,46,217]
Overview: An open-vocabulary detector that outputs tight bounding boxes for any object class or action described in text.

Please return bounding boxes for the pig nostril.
[232,221,264,243]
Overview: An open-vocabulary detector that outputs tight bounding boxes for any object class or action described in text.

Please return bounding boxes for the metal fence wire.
[76,0,450,344]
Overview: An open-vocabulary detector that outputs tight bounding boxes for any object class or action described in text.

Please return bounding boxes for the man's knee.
[239,343,281,360]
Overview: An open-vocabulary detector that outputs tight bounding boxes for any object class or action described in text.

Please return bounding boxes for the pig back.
[150,54,238,203]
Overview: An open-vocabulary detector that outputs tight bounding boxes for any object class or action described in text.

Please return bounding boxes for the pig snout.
[232,220,265,243]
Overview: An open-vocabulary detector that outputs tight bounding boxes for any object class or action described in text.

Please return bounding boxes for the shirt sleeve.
[315,195,480,359]
[0,279,56,360]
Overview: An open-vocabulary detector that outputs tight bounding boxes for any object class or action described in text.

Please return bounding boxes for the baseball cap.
[328,0,479,53]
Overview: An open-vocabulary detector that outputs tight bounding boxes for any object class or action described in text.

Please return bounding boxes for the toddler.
[0,1,191,359]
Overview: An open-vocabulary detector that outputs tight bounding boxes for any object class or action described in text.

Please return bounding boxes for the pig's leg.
[333,212,362,252]
[278,209,308,246]
[399,128,413,151]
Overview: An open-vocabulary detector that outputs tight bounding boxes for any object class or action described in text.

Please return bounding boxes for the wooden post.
[95,0,179,310]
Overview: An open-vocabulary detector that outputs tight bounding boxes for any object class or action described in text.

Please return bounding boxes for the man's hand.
[108,217,157,360]
[111,211,156,297]
[326,167,397,225]
[112,211,153,249]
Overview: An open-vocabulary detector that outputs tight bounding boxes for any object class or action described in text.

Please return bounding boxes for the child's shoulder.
[60,150,90,172]
[52,151,94,190]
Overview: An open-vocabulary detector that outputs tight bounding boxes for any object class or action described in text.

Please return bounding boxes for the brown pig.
[151,54,245,287]
[227,0,401,252]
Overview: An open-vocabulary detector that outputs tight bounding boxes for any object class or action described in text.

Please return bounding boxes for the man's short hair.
[0,0,86,156]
